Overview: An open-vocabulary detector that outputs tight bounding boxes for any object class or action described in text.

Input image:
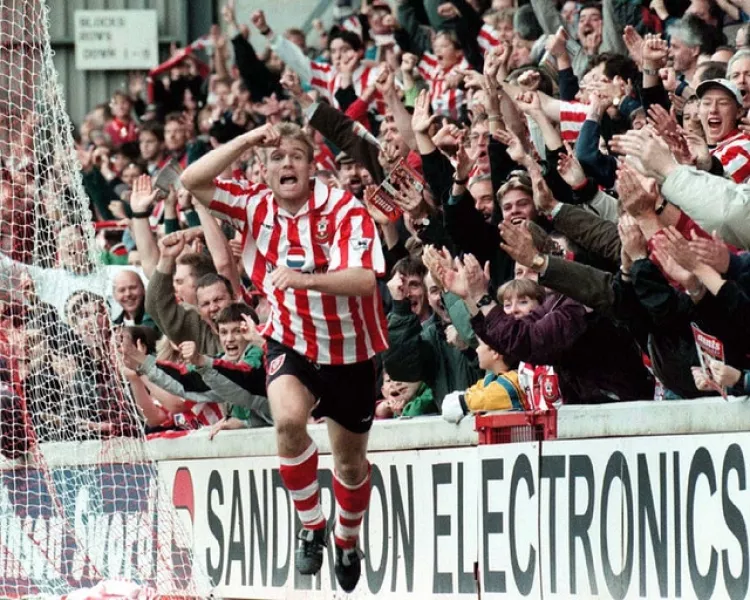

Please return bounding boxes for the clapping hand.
[422,244,453,290]
[610,128,677,180]
[614,160,659,218]
[462,253,491,302]
[651,245,700,291]
[641,33,668,69]
[622,25,643,67]
[618,213,647,261]
[689,231,730,274]
[656,226,699,273]
[500,221,538,267]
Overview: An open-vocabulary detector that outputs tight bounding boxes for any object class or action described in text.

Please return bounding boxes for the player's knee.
[334,456,368,484]
[274,414,308,445]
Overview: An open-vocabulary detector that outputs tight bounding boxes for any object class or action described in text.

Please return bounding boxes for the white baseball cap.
[696,78,744,106]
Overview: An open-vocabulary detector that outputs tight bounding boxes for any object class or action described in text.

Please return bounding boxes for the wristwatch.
[530,254,547,273]
[475,294,494,309]
[412,216,430,231]
[453,175,469,186]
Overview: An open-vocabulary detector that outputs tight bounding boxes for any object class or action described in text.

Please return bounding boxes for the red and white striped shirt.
[341,15,364,39]
[309,61,386,115]
[559,100,589,143]
[711,129,750,183]
[209,178,389,365]
[315,144,338,173]
[418,53,470,120]
[167,400,225,430]
[518,363,561,411]
[477,24,502,55]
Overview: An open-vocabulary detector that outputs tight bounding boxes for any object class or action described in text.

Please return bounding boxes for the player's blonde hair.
[274,122,315,162]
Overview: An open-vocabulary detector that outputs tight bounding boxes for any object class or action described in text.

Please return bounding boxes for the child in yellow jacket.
[442,336,528,422]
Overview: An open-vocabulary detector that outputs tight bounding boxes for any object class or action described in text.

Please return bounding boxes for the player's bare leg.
[327,419,371,592]
[267,375,327,575]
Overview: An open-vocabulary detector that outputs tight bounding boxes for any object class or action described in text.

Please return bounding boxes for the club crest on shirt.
[286,247,306,270]
[315,216,331,243]
[268,354,286,376]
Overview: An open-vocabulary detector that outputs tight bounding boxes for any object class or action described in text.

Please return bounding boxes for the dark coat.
[471,293,654,404]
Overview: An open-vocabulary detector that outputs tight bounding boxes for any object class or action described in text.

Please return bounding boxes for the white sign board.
[540,433,750,600]
[158,446,543,599]
[75,10,158,70]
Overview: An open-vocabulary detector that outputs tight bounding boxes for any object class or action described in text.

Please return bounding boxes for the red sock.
[333,464,371,549]
[279,442,326,530]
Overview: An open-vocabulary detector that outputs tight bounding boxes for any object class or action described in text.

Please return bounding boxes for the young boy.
[123,303,272,430]
[442,336,527,422]
[182,303,273,431]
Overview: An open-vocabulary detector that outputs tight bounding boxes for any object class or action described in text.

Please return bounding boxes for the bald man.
[112,270,156,329]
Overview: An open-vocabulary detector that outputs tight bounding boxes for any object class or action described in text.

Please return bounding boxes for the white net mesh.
[0,1,205,597]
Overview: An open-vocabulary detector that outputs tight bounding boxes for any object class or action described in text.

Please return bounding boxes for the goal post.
[0,1,206,597]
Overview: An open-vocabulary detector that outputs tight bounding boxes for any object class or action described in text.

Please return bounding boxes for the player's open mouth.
[280,175,298,185]
[510,217,524,225]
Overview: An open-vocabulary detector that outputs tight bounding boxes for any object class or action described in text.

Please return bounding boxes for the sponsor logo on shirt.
[350,237,371,252]
[286,247,306,270]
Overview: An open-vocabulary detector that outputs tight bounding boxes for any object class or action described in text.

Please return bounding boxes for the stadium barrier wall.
[2,397,750,599]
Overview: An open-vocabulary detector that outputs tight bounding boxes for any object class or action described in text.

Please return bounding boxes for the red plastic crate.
[475,410,557,445]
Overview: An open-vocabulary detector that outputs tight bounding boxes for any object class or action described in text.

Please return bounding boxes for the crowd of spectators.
[5,0,750,453]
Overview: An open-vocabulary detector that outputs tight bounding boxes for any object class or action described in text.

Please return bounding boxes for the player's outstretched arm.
[181,123,281,206]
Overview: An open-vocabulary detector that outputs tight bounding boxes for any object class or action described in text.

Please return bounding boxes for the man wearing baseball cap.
[695,78,750,183]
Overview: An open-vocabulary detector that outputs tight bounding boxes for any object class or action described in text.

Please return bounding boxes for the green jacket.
[144,269,222,355]
[401,383,437,417]
[382,298,482,408]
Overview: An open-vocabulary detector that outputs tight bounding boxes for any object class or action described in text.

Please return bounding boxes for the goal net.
[0,1,204,597]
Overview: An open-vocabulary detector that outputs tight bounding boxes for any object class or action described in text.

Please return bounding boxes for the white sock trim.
[299,506,325,525]
[335,523,361,539]
[338,508,365,521]
[290,480,319,502]
[333,468,370,490]
[280,441,317,467]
